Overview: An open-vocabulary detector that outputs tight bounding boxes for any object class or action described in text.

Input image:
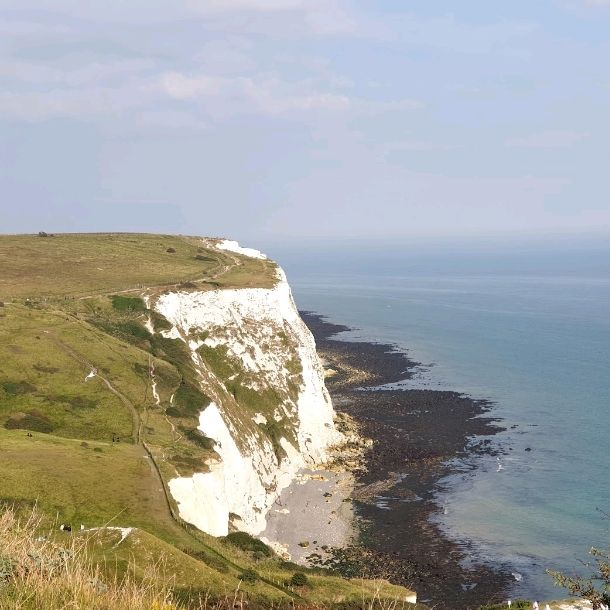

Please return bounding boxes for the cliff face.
[153,241,342,537]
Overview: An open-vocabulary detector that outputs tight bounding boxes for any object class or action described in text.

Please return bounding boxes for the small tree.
[548,546,610,610]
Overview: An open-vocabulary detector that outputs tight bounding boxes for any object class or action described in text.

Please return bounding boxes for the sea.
[267,236,610,601]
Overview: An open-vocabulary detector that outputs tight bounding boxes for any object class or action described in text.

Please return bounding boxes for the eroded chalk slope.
[154,241,342,536]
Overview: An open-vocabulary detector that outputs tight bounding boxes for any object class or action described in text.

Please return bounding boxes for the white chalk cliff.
[153,240,342,537]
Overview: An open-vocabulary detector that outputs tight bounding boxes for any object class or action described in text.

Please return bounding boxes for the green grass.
[0,233,420,609]
[0,305,135,442]
[0,233,278,300]
[0,431,176,536]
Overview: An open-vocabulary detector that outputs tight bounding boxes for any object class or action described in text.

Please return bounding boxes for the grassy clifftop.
[0,233,277,299]
[0,233,420,610]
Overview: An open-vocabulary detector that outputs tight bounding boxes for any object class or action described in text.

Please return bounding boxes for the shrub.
[182,428,215,450]
[166,247,176,253]
[116,321,152,341]
[182,549,229,573]
[151,336,193,371]
[2,381,37,395]
[238,569,258,584]
[260,419,290,462]
[173,382,210,415]
[224,532,273,558]
[548,545,610,610]
[290,572,308,587]
[5,410,54,433]
[169,454,203,471]
[286,356,302,375]
[33,364,58,374]
[110,295,147,313]
[133,363,149,376]
[150,312,172,332]
[197,344,236,380]
[279,560,302,571]
[55,395,97,409]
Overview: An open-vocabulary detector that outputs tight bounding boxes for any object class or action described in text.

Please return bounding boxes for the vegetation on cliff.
[0,233,418,609]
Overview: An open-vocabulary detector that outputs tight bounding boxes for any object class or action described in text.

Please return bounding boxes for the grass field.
[0,233,419,609]
[0,233,277,300]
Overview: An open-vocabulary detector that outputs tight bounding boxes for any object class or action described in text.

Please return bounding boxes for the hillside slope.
[0,233,418,609]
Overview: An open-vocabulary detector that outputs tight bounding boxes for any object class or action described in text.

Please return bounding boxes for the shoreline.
[261,468,356,563]
[261,400,370,563]
[301,311,512,610]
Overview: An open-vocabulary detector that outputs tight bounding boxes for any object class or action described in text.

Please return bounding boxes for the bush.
[166,247,176,253]
[238,569,258,584]
[5,410,54,433]
[116,321,152,341]
[197,344,236,380]
[2,381,37,395]
[224,532,273,558]
[33,364,58,374]
[279,560,302,571]
[150,311,172,332]
[182,549,229,573]
[548,545,610,610]
[182,428,215,450]
[54,395,97,409]
[169,454,203,471]
[151,336,193,371]
[290,572,308,587]
[173,382,210,416]
[110,295,147,313]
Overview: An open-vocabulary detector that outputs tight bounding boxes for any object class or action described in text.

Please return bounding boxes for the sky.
[1,0,610,244]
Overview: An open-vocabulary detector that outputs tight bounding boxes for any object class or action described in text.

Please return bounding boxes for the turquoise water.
[269,239,610,600]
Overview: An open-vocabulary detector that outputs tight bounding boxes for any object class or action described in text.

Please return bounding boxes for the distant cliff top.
[0,233,278,300]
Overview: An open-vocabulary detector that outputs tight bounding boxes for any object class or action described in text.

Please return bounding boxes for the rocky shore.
[301,311,513,610]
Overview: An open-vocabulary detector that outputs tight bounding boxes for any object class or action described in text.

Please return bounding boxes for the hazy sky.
[1,1,610,242]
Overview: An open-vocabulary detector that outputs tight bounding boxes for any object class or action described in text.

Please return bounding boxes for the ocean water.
[268,238,610,601]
